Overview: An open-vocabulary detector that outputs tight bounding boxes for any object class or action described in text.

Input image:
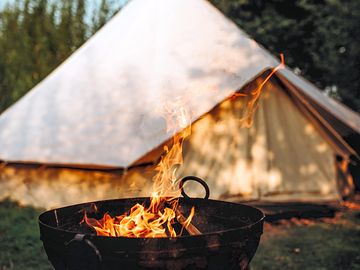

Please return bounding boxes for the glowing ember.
[82,55,285,238]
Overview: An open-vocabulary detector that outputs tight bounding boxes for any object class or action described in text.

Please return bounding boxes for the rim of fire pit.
[39,196,265,239]
[39,177,266,270]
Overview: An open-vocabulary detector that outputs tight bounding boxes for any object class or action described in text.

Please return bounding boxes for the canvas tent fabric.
[179,78,339,201]
[0,0,279,167]
[278,68,360,136]
[0,0,359,208]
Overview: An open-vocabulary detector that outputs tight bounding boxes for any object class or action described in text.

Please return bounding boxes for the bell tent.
[0,0,359,208]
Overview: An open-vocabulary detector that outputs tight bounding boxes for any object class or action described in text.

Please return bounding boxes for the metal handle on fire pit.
[179,176,210,199]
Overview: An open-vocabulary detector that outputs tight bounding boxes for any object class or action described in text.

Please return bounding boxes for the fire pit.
[39,176,265,270]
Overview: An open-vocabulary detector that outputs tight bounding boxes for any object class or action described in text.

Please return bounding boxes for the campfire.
[78,55,284,241]
[81,182,200,238]
[39,195,265,270]
[39,58,284,269]
[81,99,198,238]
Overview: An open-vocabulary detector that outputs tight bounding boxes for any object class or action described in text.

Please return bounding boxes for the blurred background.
[0,0,359,115]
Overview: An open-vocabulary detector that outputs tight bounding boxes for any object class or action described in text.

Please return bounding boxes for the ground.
[252,204,360,270]
[0,199,359,270]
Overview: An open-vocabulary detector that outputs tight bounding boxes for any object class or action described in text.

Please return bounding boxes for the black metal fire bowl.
[39,177,265,270]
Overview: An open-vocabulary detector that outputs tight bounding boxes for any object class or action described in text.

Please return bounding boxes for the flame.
[180,206,195,229]
[83,203,177,238]
[231,53,285,127]
[83,99,194,238]
[82,54,285,238]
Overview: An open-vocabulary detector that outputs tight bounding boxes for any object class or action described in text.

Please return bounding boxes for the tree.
[73,0,87,48]
[0,0,119,113]
[210,0,360,112]
[92,0,113,33]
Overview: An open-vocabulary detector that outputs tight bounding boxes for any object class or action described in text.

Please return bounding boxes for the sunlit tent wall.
[179,74,358,201]
[0,0,359,208]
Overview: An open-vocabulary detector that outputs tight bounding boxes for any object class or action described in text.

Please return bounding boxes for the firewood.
[175,209,202,236]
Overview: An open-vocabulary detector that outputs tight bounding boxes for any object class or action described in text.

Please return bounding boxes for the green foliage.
[210,0,360,112]
[0,0,119,113]
[0,199,51,270]
[92,0,115,32]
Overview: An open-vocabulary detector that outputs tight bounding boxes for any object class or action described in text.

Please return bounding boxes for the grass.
[0,199,359,270]
[0,199,52,270]
[252,211,360,270]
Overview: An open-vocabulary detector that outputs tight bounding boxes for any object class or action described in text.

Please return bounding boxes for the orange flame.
[231,53,285,127]
[83,54,285,238]
[83,100,193,238]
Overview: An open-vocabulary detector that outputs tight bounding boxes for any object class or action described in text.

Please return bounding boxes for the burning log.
[175,207,202,236]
